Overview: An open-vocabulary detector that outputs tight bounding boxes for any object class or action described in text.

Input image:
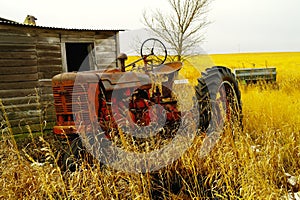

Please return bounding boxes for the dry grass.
[1,52,300,199]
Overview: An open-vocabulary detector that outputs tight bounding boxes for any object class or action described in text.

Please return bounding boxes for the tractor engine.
[129,89,151,126]
[52,69,181,139]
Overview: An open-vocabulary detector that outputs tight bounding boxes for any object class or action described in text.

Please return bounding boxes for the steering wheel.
[140,38,167,66]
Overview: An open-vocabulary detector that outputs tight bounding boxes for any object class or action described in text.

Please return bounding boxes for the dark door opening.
[65,43,94,72]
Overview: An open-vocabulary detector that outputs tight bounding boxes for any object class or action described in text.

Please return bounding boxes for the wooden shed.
[0,17,123,135]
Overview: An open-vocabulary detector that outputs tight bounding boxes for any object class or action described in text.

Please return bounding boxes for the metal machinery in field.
[52,38,242,171]
[233,67,277,84]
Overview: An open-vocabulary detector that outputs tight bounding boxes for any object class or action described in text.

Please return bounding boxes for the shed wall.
[0,24,119,134]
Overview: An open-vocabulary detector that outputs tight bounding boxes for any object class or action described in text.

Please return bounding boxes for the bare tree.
[143,0,210,61]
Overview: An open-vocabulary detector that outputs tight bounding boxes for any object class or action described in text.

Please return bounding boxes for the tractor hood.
[52,69,151,91]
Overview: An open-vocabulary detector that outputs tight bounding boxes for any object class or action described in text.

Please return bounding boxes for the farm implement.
[234,67,277,84]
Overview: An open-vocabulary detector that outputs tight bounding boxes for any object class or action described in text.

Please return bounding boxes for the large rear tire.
[195,66,242,132]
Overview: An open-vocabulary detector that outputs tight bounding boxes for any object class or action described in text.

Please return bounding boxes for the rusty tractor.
[52,38,242,171]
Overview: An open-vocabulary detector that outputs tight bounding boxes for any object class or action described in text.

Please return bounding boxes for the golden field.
[1,52,300,199]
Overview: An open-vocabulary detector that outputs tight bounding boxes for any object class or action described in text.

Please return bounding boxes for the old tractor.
[52,38,242,171]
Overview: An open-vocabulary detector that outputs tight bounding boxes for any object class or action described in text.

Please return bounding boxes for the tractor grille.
[53,83,91,124]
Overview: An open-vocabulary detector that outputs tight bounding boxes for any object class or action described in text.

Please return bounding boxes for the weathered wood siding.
[0,28,58,133]
[0,23,120,135]
[36,32,63,132]
[94,34,118,69]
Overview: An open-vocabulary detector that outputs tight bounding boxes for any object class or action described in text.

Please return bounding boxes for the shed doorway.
[65,43,94,72]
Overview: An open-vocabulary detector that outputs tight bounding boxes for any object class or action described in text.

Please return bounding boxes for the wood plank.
[2,94,55,108]
[1,102,40,112]
[40,100,54,106]
[0,59,37,67]
[39,89,54,97]
[14,115,55,123]
[95,52,116,58]
[61,31,95,37]
[96,57,117,65]
[39,83,55,100]
[61,35,95,43]
[1,96,38,105]
[37,58,62,66]
[95,38,116,46]
[0,35,37,44]
[6,110,42,120]
[60,32,95,41]
[38,79,52,87]
[37,36,60,44]
[38,66,62,73]
[95,45,116,52]
[0,52,37,59]
[96,62,117,69]
[40,94,54,102]
[36,44,61,51]
[8,122,55,134]
[0,66,37,75]
[41,101,54,108]
[1,111,56,126]
[36,51,61,58]
[38,33,60,38]
[0,73,38,83]
[0,81,38,90]
[94,32,116,39]
[39,87,54,95]
[9,117,44,127]
[0,29,33,37]
[41,108,55,116]
[0,88,38,98]
[0,44,36,52]
[38,71,61,79]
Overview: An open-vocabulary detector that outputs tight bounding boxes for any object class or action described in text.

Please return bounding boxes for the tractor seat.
[152,61,183,75]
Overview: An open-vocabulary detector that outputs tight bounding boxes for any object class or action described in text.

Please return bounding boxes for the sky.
[1,0,300,54]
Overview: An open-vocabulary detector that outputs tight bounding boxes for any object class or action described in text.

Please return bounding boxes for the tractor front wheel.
[61,137,94,172]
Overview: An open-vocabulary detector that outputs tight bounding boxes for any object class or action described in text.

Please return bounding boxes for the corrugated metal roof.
[0,17,124,32]
[0,17,20,24]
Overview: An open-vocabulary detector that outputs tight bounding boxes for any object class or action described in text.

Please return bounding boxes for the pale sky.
[1,0,300,53]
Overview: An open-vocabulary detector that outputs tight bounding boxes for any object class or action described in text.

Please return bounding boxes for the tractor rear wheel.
[195,66,242,133]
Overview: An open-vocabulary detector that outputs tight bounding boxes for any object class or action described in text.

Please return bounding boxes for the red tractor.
[52,38,242,171]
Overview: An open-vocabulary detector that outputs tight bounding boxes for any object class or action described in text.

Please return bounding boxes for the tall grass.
[0,52,299,199]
